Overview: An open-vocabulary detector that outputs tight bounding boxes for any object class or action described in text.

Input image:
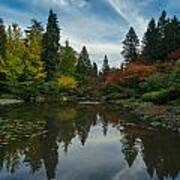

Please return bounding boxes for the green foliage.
[142,18,160,62]
[0,22,46,99]
[142,10,180,61]
[103,85,137,100]
[41,9,60,80]
[104,85,124,94]
[163,16,180,55]
[141,65,180,103]
[76,46,92,77]
[25,19,46,81]
[0,18,6,59]
[144,73,168,92]
[168,66,180,87]
[60,41,77,75]
[0,80,44,100]
[144,66,180,92]
[0,24,26,81]
[142,88,180,104]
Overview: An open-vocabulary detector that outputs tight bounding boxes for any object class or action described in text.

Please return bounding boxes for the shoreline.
[0,96,180,132]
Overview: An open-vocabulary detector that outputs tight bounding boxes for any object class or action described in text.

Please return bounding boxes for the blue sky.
[0,0,180,67]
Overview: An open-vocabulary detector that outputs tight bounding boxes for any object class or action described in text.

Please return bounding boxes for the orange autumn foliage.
[105,61,156,86]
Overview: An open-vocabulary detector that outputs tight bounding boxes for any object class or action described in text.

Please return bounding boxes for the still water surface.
[0,103,180,180]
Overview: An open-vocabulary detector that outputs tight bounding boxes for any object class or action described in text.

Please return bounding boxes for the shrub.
[105,62,156,88]
[56,75,78,90]
[144,73,168,92]
[142,87,180,104]
[103,85,137,100]
[104,85,124,94]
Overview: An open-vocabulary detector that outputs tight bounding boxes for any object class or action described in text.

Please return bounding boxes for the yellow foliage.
[57,75,78,89]
[57,108,77,121]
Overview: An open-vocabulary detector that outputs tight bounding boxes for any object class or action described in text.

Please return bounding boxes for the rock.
[0,99,24,105]
[136,138,142,143]
[125,123,136,127]
[150,121,162,127]
[167,108,180,114]
[79,101,100,105]
[119,126,125,131]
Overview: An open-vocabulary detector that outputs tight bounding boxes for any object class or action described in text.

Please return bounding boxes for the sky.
[0,0,180,68]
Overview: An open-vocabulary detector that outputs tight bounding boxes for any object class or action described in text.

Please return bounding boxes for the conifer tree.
[157,10,169,59]
[25,19,44,41]
[0,18,6,59]
[60,40,77,75]
[158,10,169,35]
[0,24,26,82]
[92,62,98,77]
[25,19,45,80]
[41,9,60,80]
[102,55,110,74]
[76,46,92,76]
[121,27,139,62]
[142,18,160,62]
[163,16,180,55]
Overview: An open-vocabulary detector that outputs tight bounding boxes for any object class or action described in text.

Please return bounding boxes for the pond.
[0,103,180,180]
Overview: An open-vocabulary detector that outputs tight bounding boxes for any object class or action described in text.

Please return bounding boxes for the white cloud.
[31,0,88,8]
[61,33,122,67]
[107,0,150,37]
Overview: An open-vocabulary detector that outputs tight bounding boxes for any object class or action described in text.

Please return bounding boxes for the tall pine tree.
[24,19,45,80]
[41,9,60,80]
[60,40,77,75]
[0,18,6,59]
[163,16,180,55]
[92,62,98,77]
[121,27,139,62]
[157,10,169,59]
[25,19,44,41]
[142,18,160,62]
[76,46,92,77]
[102,55,110,75]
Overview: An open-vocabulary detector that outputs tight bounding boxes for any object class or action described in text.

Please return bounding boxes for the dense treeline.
[104,10,180,105]
[0,10,180,104]
[0,10,100,100]
[122,10,180,63]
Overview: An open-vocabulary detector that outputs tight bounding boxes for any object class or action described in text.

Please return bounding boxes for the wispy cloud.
[0,0,179,67]
[107,0,151,37]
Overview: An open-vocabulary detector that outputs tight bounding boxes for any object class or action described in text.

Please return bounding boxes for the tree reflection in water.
[0,103,180,180]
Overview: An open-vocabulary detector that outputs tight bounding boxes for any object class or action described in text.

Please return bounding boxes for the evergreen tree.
[142,18,160,62]
[25,19,44,41]
[121,27,139,62]
[102,55,110,74]
[25,19,45,80]
[158,10,169,35]
[60,40,77,75]
[0,18,6,59]
[76,46,92,76]
[157,10,169,59]
[92,62,98,77]
[41,9,60,80]
[0,24,26,82]
[163,16,180,55]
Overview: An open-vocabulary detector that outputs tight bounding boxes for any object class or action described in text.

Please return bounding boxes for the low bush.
[142,87,180,104]
[143,73,168,92]
[56,75,78,91]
